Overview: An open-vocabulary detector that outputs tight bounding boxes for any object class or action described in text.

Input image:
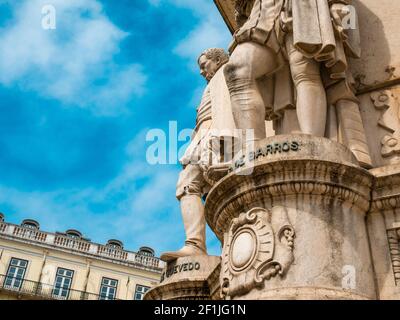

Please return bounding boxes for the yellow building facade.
[0,213,164,300]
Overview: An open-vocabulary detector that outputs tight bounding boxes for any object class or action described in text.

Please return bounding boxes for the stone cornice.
[0,224,163,274]
[206,159,373,240]
[214,0,236,33]
[144,279,210,300]
[370,165,400,211]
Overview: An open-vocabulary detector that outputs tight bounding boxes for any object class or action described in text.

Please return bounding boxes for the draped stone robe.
[230,0,361,115]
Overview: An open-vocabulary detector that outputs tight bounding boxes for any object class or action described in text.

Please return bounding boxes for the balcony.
[97,245,128,261]
[13,226,47,243]
[135,254,161,268]
[0,222,163,271]
[0,274,114,300]
[54,234,91,252]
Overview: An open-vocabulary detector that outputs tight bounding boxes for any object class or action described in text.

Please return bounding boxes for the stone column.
[205,135,376,299]
[368,166,400,299]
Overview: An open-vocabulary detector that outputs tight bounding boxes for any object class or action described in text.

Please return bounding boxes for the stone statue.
[160,48,235,262]
[146,0,400,301]
[289,0,372,167]
[225,0,372,167]
[225,0,326,144]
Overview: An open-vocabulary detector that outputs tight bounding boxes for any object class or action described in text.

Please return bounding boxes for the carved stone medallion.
[220,206,295,299]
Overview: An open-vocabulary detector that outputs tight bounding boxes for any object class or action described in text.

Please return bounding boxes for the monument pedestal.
[144,256,220,300]
[146,135,400,300]
[205,135,376,300]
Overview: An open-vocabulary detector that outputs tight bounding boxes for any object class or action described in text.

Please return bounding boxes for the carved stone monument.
[145,0,400,300]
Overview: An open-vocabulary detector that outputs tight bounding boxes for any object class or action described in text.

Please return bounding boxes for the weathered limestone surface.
[203,0,400,301]
[206,135,376,300]
[351,0,400,90]
[354,0,400,167]
[368,165,400,300]
[149,1,400,300]
[144,256,220,300]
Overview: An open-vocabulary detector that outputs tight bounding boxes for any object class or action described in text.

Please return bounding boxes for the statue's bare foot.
[160,245,207,263]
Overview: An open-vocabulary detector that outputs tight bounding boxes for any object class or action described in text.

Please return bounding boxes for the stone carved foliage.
[371,90,400,160]
[387,228,400,285]
[220,207,295,299]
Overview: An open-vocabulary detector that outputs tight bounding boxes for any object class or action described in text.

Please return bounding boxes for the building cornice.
[0,222,164,274]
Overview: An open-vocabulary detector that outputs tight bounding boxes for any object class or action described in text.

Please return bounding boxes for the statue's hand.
[330,3,349,28]
[280,10,293,33]
[198,161,209,174]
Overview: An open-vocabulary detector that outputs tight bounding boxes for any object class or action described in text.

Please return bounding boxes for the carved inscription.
[232,141,301,170]
[160,262,201,283]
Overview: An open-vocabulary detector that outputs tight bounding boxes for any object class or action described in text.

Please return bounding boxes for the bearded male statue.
[226,0,372,167]
[160,48,236,262]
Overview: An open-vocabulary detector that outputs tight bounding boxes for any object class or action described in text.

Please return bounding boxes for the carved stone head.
[197,48,229,82]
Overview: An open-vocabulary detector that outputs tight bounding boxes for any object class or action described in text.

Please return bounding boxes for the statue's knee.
[292,71,322,87]
[291,61,322,86]
[289,51,321,86]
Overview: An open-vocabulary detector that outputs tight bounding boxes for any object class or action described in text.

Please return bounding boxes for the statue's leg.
[286,36,327,136]
[224,42,280,147]
[161,164,207,262]
[180,193,206,251]
[336,99,373,168]
[325,78,373,168]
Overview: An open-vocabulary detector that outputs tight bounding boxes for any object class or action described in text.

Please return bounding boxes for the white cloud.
[0,0,146,116]
[0,161,181,254]
[0,128,222,255]
[0,0,226,256]
[147,0,231,64]
[174,10,231,63]
[148,0,209,13]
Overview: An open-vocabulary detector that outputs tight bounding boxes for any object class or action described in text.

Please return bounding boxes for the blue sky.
[0,0,231,256]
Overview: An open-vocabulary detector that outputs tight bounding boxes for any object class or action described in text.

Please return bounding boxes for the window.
[21,219,39,230]
[23,223,37,229]
[106,239,123,250]
[99,277,118,300]
[4,258,28,290]
[134,285,150,300]
[65,229,82,239]
[138,247,155,257]
[52,268,74,299]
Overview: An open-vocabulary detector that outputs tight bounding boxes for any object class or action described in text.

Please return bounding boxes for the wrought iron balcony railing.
[0,274,118,300]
